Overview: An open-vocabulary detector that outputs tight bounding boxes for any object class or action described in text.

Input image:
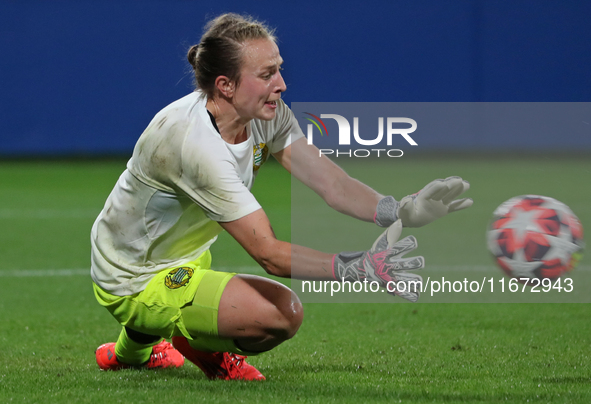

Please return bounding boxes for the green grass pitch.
[0,154,590,403]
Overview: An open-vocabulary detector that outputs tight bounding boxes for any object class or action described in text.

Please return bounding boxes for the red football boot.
[95,340,184,370]
[171,336,265,380]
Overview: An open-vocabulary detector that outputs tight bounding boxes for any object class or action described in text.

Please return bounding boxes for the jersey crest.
[253,143,269,172]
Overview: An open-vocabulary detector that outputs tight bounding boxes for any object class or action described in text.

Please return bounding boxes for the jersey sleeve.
[176,130,261,223]
[266,100,305,154]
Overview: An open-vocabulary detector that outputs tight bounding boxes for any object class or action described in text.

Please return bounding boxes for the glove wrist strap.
[332,251,364,281]
[374,196,399,227]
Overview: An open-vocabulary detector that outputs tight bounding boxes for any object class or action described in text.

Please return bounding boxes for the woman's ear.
[214,76,235,98]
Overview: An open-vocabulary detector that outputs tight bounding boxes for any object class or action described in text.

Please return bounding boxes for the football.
[487,195,584,280]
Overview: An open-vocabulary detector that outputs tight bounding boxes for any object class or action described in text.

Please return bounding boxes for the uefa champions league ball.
[487,195,584,280]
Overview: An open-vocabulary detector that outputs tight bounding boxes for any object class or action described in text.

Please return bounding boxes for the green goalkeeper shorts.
[92,250,251,354]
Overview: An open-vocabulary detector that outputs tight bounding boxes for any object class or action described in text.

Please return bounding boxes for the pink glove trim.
[331,254,338,280]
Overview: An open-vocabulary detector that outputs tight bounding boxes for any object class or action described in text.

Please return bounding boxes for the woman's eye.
[263,67,282,80]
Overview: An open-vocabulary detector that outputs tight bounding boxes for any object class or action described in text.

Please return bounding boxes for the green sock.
[114,328,162,365]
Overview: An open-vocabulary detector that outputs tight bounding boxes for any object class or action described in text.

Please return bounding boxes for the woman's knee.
[219,274,303,342]
[261,288,303,342]
[281,288,303,340]
[238,274,302,337]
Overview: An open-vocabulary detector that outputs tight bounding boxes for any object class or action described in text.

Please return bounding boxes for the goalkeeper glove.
[375,176,473,228]
[332,220,424,302]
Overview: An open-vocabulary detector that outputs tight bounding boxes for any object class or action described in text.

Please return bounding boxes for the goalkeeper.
[91,13,472,381]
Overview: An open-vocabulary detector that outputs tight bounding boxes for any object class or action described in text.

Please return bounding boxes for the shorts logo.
[253,143,269,172]
[164,267,194,289]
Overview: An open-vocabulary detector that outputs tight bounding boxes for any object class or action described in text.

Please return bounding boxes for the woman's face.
[233,38,286,121]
